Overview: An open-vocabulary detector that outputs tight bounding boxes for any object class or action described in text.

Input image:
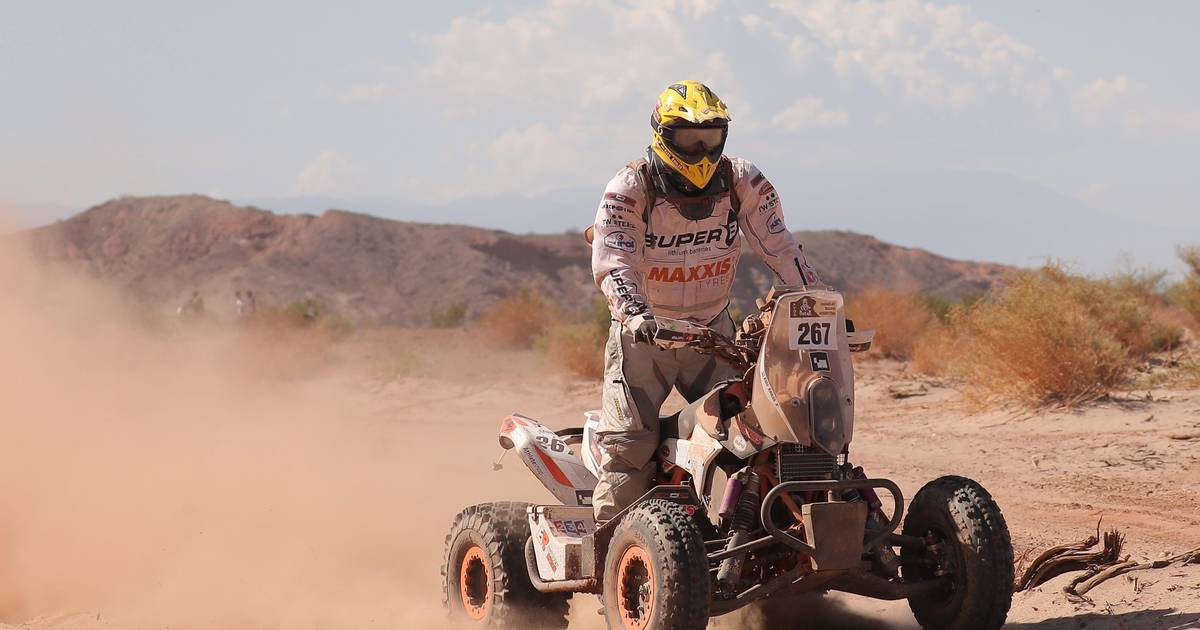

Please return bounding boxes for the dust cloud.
[0,236,488,629]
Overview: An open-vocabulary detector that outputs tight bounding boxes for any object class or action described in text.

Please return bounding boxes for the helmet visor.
[669,127,726,158]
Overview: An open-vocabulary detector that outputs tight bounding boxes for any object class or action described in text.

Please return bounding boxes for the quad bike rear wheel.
[901,475,1014,630]
[602,499,710,630]
[442,501,569,628]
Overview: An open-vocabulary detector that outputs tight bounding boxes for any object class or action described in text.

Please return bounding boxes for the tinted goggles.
[668,127,726,157]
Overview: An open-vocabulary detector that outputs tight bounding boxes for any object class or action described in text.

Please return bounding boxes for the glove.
[625,312,659,345]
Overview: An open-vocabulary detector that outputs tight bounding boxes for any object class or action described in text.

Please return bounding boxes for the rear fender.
[528,505,595,582]
[499,413,597,507]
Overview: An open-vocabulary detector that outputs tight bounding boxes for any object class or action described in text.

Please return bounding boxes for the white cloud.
[769,0,1048,108]
[771,97,849,131]
[490,122,581,181]
[788,35,816,66]
[679,0,721,18]
[740,14,764,32]
[294,151,352,195]
[1073,75,1140,121]
[413,3,702,107]
[383,1,743,187]
[332,0,1166,202]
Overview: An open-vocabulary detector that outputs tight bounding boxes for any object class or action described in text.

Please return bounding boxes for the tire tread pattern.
[605,499,710,629]
[904,475,1014,630]
[441,501,570,629]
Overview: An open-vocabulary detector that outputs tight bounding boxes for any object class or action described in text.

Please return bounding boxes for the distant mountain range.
[245,167,1192,274]
[18,195,1009,325]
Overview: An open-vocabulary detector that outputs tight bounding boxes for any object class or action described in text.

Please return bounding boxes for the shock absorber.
[842,464,900,577]
[716,468,761,592]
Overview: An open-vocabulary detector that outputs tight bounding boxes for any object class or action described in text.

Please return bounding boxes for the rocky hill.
[20,195,1010,325]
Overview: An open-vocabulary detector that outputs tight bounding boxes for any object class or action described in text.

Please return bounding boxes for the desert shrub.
[251,297,352,338]
[846,285,934,360]
[911,322,954,376]
[1101,266,1184,352]
[430,302,467,328]
[1105,265,1167,302]
[583,295,614,338]
[280,298,353,337]
[477,287,559,348]
[924,291,983,323]
[936,265,1173,406]
[1169,245,1200,326]
[537,323,605,379]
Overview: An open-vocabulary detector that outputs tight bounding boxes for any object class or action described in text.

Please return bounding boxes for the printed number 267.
[796,322,831,345]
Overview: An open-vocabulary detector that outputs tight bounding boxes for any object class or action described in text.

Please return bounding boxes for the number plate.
[788,316,837,350]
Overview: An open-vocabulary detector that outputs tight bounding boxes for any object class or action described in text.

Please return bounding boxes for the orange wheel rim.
[617,545,654,630]
[459,545,491,621]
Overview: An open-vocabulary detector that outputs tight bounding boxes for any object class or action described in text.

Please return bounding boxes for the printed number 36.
[796,322,831,345]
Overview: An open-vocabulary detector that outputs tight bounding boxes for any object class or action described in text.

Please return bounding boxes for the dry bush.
[847,285,934,360]
[537,323,605,379]
[911,323,955,376]
[249,297,354,339]
[536,296,610,380]
[1102,266,1184,352]
[938,265,1174,406]
[1169,245,1200,327]
[430,301,467,328]
[480,290,608,377]
[477,287,559,348]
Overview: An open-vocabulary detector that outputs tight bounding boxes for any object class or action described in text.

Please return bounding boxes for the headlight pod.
[807,377,847,456]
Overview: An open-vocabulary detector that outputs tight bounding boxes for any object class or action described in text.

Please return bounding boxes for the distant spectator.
[235,289,257,320]
[177,291,205,319]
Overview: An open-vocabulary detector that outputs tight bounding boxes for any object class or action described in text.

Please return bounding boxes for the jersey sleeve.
[733,158,821,287]
[591,167,651,322]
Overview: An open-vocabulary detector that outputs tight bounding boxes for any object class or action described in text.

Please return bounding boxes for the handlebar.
[652,317,755,371]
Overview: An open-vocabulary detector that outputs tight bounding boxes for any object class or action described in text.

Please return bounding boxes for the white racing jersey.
[592,156,820,326]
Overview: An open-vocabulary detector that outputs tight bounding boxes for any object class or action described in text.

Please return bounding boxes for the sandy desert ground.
[1,254,1197,629]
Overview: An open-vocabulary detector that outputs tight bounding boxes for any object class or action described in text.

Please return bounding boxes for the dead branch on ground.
[1015,520,1200,604]
[1015,521,1121,592]
[1064,545,1200,603]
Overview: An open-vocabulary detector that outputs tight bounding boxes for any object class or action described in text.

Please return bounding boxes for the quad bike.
[442,286,1014,629]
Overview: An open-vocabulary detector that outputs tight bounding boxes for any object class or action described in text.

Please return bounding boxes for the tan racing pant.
[592,310,739,520]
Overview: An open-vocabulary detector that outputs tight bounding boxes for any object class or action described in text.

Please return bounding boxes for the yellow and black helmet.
[649,80,731,191]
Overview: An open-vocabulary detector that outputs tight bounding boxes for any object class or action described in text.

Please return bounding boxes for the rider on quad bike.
[443,81,1015,630]
[591,79,820,521]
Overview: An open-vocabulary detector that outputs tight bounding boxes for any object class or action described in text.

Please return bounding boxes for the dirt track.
[2,317,1198,629]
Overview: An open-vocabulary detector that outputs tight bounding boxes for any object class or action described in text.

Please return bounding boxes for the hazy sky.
[2,1,1197,239]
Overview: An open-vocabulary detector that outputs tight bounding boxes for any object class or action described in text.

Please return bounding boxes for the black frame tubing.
[759,478,904,554]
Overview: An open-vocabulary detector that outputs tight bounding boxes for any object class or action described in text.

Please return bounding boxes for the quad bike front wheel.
[602,499,710,630]
[901,475,1014,630]
[442,501,569,629]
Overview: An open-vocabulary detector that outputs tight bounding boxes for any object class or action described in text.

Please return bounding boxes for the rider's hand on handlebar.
[625,313,659,345]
